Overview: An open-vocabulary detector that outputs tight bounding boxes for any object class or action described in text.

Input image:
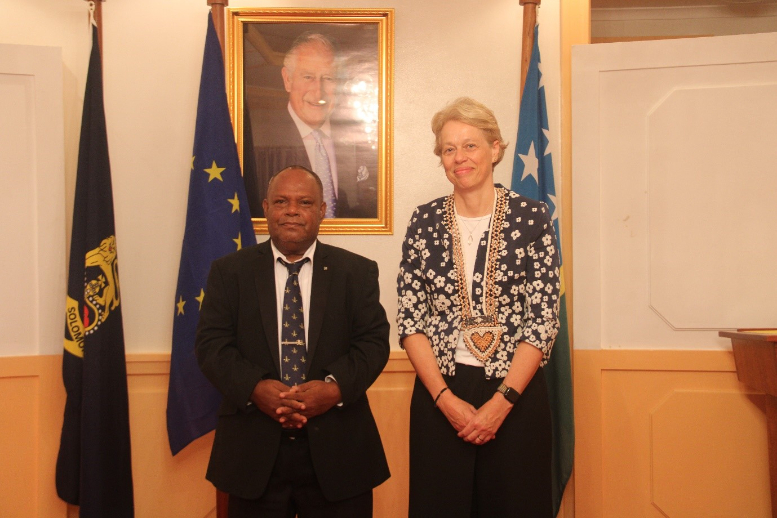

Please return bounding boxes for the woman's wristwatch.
[496,383,521,404]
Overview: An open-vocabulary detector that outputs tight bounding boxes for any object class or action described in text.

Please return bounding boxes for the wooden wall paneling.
[369,352,414,518]
[576,350,771,517]
[126,355,216,518]
[0,352,416,517]
[1,371,39,517]
[0,356,67,518]
[573,349,603,518]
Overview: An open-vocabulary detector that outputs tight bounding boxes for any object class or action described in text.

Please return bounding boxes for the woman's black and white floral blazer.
[397,185,561,379]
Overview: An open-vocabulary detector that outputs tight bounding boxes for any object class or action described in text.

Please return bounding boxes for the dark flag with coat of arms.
[166,13,257,455]
[56,23,135,518]
[511,24,574,517]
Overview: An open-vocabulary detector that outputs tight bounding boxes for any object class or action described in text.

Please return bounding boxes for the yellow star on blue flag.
[166,13,257,456]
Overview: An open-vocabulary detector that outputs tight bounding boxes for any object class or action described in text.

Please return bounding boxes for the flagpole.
[95,0,102,46]
[514,4,576,516]
[206,8,229,518]
[519,0,540,101]
[207,0,228,55]
[206,6,231,518]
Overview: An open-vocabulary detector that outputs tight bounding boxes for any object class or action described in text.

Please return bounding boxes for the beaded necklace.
[443,187,507,362]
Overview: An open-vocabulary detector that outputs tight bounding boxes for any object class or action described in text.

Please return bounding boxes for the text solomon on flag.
[56,23,135,518]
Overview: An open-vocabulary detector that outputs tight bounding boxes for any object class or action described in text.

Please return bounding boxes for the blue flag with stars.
[166,13,257,455]
[511,24,574,517]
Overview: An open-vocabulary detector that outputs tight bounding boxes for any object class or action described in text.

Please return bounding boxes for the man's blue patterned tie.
[279,258,310,386]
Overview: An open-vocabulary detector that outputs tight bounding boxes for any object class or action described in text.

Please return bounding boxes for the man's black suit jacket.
[243,107,378,219]
[195,240,390,501]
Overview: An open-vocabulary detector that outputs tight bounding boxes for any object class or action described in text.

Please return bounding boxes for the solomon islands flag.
[56,23,135,518]
[511,23,575,518]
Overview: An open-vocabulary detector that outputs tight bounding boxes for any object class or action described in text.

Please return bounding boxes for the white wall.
[0,0,562,353]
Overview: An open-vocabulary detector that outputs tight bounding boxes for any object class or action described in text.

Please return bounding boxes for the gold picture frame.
[226,8,394,235]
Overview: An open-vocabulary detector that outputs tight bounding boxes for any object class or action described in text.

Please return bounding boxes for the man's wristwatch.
[496,383,521,404]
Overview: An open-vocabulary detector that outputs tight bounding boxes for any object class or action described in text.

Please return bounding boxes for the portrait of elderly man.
[243,30,379,219]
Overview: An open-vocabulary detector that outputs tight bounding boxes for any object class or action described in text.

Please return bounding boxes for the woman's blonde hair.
[431,97,508,166]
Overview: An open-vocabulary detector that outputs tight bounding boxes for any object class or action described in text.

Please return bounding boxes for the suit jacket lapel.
[278,108,313,170]
[254,241,281,378]
[307,242,331,372]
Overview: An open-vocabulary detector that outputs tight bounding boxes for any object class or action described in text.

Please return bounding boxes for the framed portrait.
[226,8,394,235]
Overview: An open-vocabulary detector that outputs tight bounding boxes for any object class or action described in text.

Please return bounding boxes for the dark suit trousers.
[227,431,373,518]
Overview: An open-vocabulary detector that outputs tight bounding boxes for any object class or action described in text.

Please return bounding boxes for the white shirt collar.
[287,102,333,140]
[270,239,317,265]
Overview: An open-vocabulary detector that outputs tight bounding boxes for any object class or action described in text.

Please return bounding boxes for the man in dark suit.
[196,165,390,517]
[243,32,378,219]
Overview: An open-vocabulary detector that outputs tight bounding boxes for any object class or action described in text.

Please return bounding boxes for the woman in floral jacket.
[397,97,561,517]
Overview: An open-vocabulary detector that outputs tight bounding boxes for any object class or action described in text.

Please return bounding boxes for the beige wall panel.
[575,350,771,518]
[0,375,38,517]
[368,354,414,517]
[0,353,415,517]
[651,390,768,516]
[126,357,216,518]
[603,371,768,517]
[0,356,67,518]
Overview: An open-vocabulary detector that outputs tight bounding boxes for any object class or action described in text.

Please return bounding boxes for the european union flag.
[511,24,574,517]
[166,13,257,455]
[56,23,135,517]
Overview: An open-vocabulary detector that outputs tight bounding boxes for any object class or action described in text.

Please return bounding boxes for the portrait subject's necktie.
[312,129,337,218]
[279,258,310,386]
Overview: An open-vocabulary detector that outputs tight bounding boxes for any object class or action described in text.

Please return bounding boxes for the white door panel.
[0,44,66,356]
[572,32,777,350]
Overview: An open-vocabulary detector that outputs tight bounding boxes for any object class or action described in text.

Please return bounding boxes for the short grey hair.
[283,32,337,73]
